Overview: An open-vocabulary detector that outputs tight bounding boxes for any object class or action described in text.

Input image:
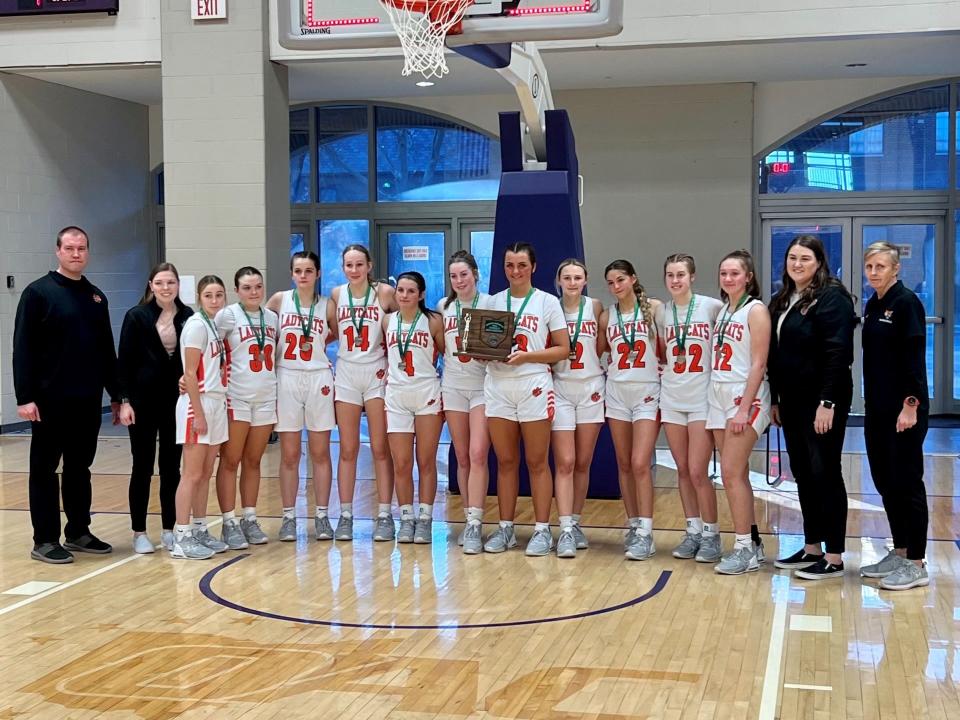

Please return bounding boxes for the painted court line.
[758,575,790,720]
[783,683,832,692]
[0,554,144,617]
[789,614,832,633]
[3,580,61,596]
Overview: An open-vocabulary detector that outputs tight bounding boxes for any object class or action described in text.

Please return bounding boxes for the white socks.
[378,503,391,518]
[316,505,328,519]
[466,507,483,526]
[418,503,432,520]
[175,523,192,541]
[340,503,353,519]
[735,533,753,550]
[559,515,573,532]
[703,522,719,537]
[400,504,414,521]
[637,518,653,536]
[282,507,295,520]
[686,517,704,535]
[242,507,257,521]
[534,522,550,533]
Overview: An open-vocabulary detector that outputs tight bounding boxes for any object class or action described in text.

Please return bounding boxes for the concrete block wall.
[0,73,151,426]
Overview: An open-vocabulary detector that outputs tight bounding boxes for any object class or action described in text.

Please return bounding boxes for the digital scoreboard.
[0,1,119,17]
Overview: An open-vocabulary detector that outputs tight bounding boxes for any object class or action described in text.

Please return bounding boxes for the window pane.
[318,219,370,297]
[290,232,305,256]
[376,106,501,202]
[317,106,369,203]
[290,109,310,203]
[770,225,844,296]
[470,231,495,294]
[862,224,936,397]
[759,86,950,193]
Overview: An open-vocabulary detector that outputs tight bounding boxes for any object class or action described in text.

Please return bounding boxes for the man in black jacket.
[13,226,121,563]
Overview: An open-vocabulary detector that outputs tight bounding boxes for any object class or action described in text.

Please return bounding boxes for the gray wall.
[0,73,151,425]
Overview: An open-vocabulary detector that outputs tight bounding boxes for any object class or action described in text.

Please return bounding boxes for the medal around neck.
[456,308,517,361]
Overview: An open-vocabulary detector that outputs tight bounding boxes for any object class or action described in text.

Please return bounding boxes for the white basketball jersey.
[605,303,659,383]
[217,304,279,402]
[180,314,227,396]
[712,298,763,383]
[659,295,723,410]
[554,297,603,382]
[439,293,490,390]
[276,291,332,371]
[336,283,386,364]
[385,311,438,383]
[486,288,567,379]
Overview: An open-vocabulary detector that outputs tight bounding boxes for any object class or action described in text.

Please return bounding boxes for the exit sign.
[192,0,225,20]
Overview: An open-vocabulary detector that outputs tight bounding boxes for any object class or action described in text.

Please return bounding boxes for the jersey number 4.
[283,332,315,362]
[344,325,370,352]
[248,344,275,372]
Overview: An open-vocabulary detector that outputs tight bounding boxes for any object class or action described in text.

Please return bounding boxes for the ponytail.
[718,249,761,303]
[604,258,656,339]
[396,271,440,318]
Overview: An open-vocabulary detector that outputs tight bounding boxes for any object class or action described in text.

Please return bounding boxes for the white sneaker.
[133,533,155,554]
[170,533,215,560]
[161,530,175,551]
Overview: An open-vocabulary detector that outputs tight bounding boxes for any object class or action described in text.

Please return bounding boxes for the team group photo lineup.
[13,226,931,591]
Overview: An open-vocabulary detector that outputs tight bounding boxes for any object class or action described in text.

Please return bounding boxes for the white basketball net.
[380,0,474,80]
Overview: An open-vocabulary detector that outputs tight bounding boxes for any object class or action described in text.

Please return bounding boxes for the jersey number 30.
[249,344,275,372]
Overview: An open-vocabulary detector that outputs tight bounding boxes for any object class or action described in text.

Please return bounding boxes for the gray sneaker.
[695,534,722,563]
[556,529,577,558]
[457,525,467,546]
[397,518,416,543]
[754,540,766,564]
[195,528,228,554]
[334,515,353,541]
[484,525,518,553]
[414,517,433,544]
[672,532,702,559]
[624,527,639,551]
[221,520,249,550]
[161,530,175,551]
[462,523,483,555]
[625,531,656,561]
[170,533,214,560]
[861,549,905,578]
[879,561,929,590]
[314,515,334,541]
[572,524,589,550]
[240,518,268,545]
[525,528,554,556]
[374,515,397,542]
[278,516,297,542]
[714,546,759,575]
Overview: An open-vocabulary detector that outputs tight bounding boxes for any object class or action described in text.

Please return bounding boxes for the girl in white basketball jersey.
[331,244,397,543]
[551,259,606,558]
[707,250,772,576]
[656,254,724,564]
[438,250,490,555]
[482,243,569,557]
[265,251,338,543]
[214,267,279,550]
[171,275,228,560]
[382,271,445,544]
[600,259,662,561]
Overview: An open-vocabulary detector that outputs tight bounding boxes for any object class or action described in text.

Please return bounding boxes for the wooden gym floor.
[0,431,958,720]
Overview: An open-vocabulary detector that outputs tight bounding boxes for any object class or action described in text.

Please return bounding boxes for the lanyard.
[293,290,317,340]
[240,304,266,352]
[199,310,224,366]
[396,310,422,361]
[567,297,586,352]
[672,295,696,354]
[508,288,534,319]
[716,294,750,346]
[348,284,372,335]
[455,293,480,323]
[615,300,640,349]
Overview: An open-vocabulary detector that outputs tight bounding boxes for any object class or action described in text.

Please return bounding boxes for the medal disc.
[674,362,685,374]
[301,341,312,353]
[398,362,407,370]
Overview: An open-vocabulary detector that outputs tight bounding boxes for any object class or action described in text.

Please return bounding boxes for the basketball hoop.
[380,0,474,80]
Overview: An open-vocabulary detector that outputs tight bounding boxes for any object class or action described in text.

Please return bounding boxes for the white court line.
[758,575,790,720]
[783,683,832,692]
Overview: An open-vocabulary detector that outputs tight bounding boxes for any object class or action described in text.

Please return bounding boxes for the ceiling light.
[416,80,435,87]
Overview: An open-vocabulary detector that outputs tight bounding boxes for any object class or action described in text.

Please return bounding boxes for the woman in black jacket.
[768,236,856,580]
[117,263,194,554]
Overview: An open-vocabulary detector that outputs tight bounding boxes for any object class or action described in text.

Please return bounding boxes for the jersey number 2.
[616,341,646,370]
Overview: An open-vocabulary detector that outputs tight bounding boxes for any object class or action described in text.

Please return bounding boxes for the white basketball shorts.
[552,376,605,431]
[605,380,660,423]
[335,358,387,407]
[706,381,771,437]
[226,396,277,427]
[385,378,443,433]
[441,386,485,414]
[484,373,556,424]
[276,368,335,433]
[176,393,228,446]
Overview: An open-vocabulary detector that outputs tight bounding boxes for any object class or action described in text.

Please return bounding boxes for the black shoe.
[31,543,75,564]
[773,548,823,570]
[794,557,845,580]
[64,533,113,554]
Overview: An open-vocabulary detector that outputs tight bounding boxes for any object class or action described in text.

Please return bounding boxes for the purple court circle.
[199,554,672,630]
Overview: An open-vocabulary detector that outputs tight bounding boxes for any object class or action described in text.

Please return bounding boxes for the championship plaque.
[457,308,516,361]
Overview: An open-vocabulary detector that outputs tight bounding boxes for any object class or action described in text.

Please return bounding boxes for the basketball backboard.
[277,1,622,51]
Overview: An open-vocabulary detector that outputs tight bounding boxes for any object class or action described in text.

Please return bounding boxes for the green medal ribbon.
[455,293,480,324]
[199,310,224,366]
[507,288,534,318]
[615,300,640,351]
[716,294,750,347]
[568,297,586,354]
[293,290,317,341]
[396,310,422,365]
[240,304,266,352]
[348,284,373,336]
[672,294,696,355]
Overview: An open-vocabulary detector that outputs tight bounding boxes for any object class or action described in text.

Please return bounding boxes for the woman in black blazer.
[117,263,193,554]
[768,235,856,580]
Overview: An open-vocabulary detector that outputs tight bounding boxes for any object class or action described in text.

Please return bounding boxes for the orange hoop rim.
[380,0,474,34]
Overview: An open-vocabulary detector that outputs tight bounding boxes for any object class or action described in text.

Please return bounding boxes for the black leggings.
[779,399,849,555]
[128,396,181,532]
[864,410,928,560]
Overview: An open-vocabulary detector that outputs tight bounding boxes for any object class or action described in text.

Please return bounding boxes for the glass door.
[460,222,495,294]
[377,225,452,310]
[761,219,852,295]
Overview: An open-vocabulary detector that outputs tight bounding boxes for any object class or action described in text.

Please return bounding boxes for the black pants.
[29,395,103,545]
[864,409,928,560]
[127,394,181,532]
[780,398,850,554]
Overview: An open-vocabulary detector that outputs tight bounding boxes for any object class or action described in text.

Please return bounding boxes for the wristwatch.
[819,400,835,410]
[904,396,919,407]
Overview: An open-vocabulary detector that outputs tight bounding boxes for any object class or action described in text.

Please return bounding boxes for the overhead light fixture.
[416,80,435,87]
[845,63,868,67]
